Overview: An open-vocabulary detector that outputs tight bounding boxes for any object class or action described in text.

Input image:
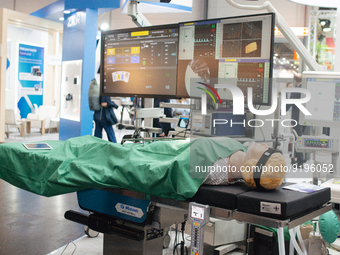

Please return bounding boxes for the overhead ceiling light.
[323,27,332,32]
[100,23,110,31]
[59,17,65,21]
[64,10,71,14]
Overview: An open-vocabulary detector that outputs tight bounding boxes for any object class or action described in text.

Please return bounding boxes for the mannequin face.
[246,142,269,160]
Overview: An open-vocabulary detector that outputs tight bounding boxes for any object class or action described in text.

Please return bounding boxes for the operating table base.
[103,232,164,255]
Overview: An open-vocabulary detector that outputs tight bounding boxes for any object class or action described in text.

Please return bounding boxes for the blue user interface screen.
[101,24,179,98]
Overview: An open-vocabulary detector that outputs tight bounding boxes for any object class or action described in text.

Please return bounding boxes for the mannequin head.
[242,142,286,190]
[245,142,269,161]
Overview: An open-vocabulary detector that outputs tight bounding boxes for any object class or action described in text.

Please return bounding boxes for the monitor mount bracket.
[127,0,152,27]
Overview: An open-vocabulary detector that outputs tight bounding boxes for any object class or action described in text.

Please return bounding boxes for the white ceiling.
[289,0,339,7]
[0,0,57,15]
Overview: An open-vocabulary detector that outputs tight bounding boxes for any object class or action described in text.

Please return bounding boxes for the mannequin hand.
[101,102,108,107]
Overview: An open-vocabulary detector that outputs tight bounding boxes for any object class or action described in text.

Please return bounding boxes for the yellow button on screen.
[131,47,140,54]
[107,48,115,55]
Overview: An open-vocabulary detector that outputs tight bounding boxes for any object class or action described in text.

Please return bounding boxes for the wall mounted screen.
[176,13,275,105]
[101,24,179,98]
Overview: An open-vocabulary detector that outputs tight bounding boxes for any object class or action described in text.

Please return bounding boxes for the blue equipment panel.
[77,189,150,224]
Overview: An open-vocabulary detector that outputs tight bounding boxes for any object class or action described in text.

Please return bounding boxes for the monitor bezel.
[100,23,180,99]
[176,12,275,107]
[299,71,340,129]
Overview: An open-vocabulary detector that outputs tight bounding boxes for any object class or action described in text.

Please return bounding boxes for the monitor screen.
[101,24,179,98]
[176,13,274,106]
[299,71,340,128]
[178,116,189,128]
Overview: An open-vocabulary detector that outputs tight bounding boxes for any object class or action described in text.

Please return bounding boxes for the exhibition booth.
[0,0,340,254]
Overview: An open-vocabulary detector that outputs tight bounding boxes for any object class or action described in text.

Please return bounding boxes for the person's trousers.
[94,121,117,143]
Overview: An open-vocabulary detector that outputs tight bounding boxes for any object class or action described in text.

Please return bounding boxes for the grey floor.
[1,129,83,254]
[0,179,85,255]
[1,127,136,255]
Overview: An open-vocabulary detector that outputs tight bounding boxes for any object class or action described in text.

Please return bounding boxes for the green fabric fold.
[0,135,246,200]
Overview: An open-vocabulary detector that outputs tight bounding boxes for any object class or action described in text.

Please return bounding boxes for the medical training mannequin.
[204,142,286,190]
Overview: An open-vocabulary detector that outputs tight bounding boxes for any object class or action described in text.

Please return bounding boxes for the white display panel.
[300,71,340,128]
[60,60,82,122]
[191,205,205,220]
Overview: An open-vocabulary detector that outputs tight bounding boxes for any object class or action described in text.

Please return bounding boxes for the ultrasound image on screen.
[223,23,242,40]
[222,40,242,58]
[222,21,262,58]
[242,39,262,57]
[242,21,262,39]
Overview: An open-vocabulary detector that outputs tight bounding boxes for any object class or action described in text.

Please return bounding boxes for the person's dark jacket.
[94,96,119,125]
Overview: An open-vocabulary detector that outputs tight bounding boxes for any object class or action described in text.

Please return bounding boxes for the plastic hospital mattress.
[237,183,330,220]
[188,183,252,210]
[187,183,330,219]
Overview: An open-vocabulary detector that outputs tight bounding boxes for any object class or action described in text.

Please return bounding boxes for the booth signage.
[17,44,44,118]
[67,13,81,28]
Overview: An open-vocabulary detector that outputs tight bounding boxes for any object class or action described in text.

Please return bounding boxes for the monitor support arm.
[127,0,152,27]
[225,0,326,72]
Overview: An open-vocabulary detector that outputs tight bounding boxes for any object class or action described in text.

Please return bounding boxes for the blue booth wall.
[58,0,120,140]
[59,9,98,141]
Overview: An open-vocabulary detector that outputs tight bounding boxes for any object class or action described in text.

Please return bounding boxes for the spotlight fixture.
[100,23,110,31]
[319,19,331,32]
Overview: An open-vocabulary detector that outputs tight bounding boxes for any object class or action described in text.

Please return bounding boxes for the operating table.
[0,136,332,254]
[65,182,331,255]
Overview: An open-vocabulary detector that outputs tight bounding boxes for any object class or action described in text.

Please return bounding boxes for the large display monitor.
[100,24,179,98]
[176,13,275,106]
[299,71,340,128]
